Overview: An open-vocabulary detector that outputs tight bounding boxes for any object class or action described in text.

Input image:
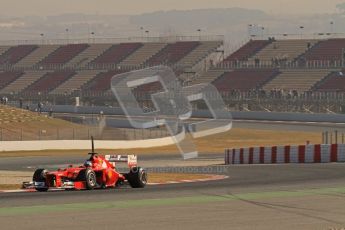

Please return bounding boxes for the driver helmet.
[84,160,92,167]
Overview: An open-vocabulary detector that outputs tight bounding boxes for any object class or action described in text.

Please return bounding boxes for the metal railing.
[0,35,224,46]
[0,62,195,72]
[0,127,171,141]
[322,130,345,144]
[217,60,344,69]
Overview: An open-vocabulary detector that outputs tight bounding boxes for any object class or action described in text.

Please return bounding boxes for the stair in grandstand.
[15,45,60,68]
[119,43,167,67]
[262,69,332,92]
[0,45,38,65]
[64,44,113,68]
[50,70,102,95]
[0,71,47,94]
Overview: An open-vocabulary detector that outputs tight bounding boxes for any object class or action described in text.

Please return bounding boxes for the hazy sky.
[0,0,344,16]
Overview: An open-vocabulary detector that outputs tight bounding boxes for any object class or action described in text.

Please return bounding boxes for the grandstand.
[0,39,222,97]
[207,38,345,93]
[2,36,345,107]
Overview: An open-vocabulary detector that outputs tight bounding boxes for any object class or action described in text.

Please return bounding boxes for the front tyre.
[126,167,147,188]
[33,168,48,192]
[78,168,97,190]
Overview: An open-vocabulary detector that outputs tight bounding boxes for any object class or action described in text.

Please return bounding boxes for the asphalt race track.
[1,120,345,229]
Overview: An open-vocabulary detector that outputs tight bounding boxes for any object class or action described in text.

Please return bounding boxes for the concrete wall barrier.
[224,144,345,165]
[0,130,185,152]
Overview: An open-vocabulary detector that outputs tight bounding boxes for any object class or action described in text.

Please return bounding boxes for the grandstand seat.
[39,44,89,66]
[176,41,222,67]
[82,70,123,91]
[0,71,24,90]
[262,69,331,92]
[91,43,143,65]
[0,45,38,65]
[192,69,225,84]
[304,39,345,61]
[51,70,101,95]
[250,39,318,62]
[15,45,60,67]
[224,40,271,61]
[64,44,113,67]
[119,43,167,67]
[212,69,280,91]
[314,70,345,91]
[145,41,200,66]
[24,71,76,93]
[0,71,47,94]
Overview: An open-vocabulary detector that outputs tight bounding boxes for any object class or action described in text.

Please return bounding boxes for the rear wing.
[104,155,137,168]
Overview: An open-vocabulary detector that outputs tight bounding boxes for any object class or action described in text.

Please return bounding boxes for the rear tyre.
[126,167,147,188]
[33,168,48,192]
[77,168,97,190]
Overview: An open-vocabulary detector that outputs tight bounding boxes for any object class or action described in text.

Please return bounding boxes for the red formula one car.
[31,139,147,192]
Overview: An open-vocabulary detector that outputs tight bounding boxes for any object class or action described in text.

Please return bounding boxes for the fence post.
[335,130,338,144]
[21,128,23,141]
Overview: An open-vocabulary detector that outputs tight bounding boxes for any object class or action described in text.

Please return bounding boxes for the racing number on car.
[111,66,232,159]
